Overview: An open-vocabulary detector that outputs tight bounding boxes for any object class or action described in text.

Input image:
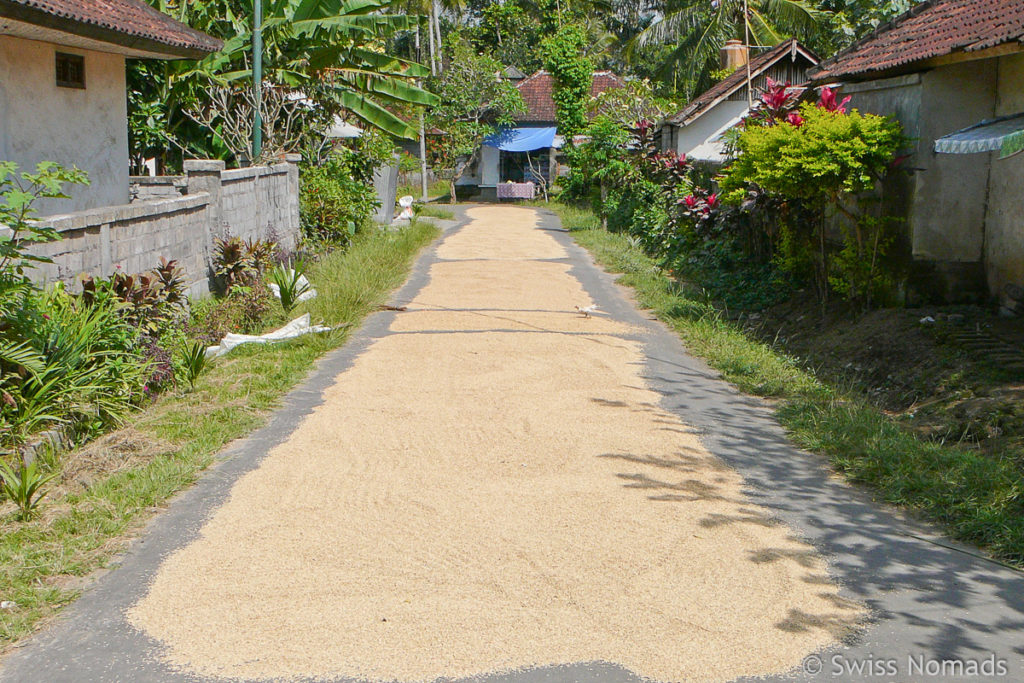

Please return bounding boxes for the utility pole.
[744,0,753,108]
[416,20,428,201]
[252,0,263,163]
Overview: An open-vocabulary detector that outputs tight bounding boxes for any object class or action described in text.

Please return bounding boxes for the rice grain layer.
[129,206,861,682]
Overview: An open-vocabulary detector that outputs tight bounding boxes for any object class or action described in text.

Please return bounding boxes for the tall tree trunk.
[432,2,443,72]
[427,10,437,75]
[419,112,429,202]
[415,23,429,202]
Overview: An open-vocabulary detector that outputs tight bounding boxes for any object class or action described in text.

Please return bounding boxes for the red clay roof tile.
[0,0,222,58]
[516,70,624,123]
[810,0,1024,82]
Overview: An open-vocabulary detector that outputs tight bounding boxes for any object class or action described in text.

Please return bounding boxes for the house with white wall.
[0,0,221,214]
[457,70,624,198]
[809,0,1024,308]
[660,39,819,164]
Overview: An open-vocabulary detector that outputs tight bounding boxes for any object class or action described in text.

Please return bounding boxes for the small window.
[55,52,85,89]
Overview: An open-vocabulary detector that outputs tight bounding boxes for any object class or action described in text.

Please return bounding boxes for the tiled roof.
[810,0,1024,82]
[516,70,625,123]
[667,39,818,125]
[0,0,222,58]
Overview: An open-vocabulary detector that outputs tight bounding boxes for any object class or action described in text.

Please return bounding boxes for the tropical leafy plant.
[179,341,209,391]
[269,260,312,313]
[539,22,594,139]
[152,257,188,305]
[0,459,60,521]
[133,0,438,168]
[299,151,378,248]
[0,162,89,276]
[720,98,906,304]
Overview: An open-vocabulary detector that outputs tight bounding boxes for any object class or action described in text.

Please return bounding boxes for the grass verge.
[551,203,1024,567]
[416,205,455,221]
[0,221,441,647]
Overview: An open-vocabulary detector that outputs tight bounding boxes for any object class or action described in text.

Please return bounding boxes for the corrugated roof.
[0,0,222,58]
[810,0,1024,82]
[667,39,818,125]
[516,70,624,123]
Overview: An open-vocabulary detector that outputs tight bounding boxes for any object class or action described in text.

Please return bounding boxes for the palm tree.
[632,0,828,97]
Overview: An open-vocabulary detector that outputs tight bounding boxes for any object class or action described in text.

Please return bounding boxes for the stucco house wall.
[842,61,1001,299]
[673,100,748,163]
[983,52,1024,299]
[910,61,997,267]
[0,34,129,214]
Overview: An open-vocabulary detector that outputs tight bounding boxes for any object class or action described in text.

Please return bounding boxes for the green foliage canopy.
[540,23,594,139]
[720,103,905,204]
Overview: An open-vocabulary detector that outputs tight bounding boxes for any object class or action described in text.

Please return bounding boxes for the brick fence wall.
[31,157,300,296]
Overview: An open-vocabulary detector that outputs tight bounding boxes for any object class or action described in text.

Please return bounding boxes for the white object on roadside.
[268,272,317,302]
[575,305,599,318]
[0,601,16,610]
[205,314,333,359]
[396,195,415,221]
[919,316,935,324]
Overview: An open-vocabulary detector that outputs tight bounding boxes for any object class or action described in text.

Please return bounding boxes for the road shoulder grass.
[0,220,441,648]
[555,204,1024,568]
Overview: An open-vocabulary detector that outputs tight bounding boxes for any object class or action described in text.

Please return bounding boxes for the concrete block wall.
[220,160,300,249]
[30,156,301,296]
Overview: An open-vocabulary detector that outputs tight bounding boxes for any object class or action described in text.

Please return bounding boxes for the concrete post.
[283,153,302,249]
[99,223,111,274]
[373,152,400,226]
[184,159,226,277]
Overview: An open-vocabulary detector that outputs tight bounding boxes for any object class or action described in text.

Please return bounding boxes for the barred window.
[55,53,85,89]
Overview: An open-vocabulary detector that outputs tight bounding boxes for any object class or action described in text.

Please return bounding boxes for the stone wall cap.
[183,159,227,173]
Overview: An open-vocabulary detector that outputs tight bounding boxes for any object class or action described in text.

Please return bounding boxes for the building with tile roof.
[515,70,625,124]
[456,69,624,198]
[0,0,221,212]
[809,0,1024,305]
[659,39,818,164]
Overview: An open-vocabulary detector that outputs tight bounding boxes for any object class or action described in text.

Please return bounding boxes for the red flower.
[786,111,805,127]
[706,193,719,209]
[683,195,699,209]
[889,153,911,169]
[818,87,851,114]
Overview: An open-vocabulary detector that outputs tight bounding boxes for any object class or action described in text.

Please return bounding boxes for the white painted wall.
[673,100,748,162]
[480,145,500,187]
[983,52,1024,300]
[455,144,504,187]
[0,35,129,214]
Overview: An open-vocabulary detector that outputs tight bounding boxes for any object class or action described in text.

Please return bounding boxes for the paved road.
[3,206,1023,683]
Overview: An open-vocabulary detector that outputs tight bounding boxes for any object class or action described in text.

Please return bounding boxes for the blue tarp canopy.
[484,127,557,152]
[934,112,1024,159]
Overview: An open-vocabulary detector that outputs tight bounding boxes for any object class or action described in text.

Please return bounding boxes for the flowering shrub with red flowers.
[720,98,907,307]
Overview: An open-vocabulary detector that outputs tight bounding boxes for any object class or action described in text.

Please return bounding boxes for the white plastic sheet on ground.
[267,272,317,302]
[204,314,332,359]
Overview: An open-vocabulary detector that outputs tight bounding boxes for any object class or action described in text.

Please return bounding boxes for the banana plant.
[142,0,436,141]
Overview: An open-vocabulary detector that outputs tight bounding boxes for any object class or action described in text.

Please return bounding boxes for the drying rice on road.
[129,206,862,682]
